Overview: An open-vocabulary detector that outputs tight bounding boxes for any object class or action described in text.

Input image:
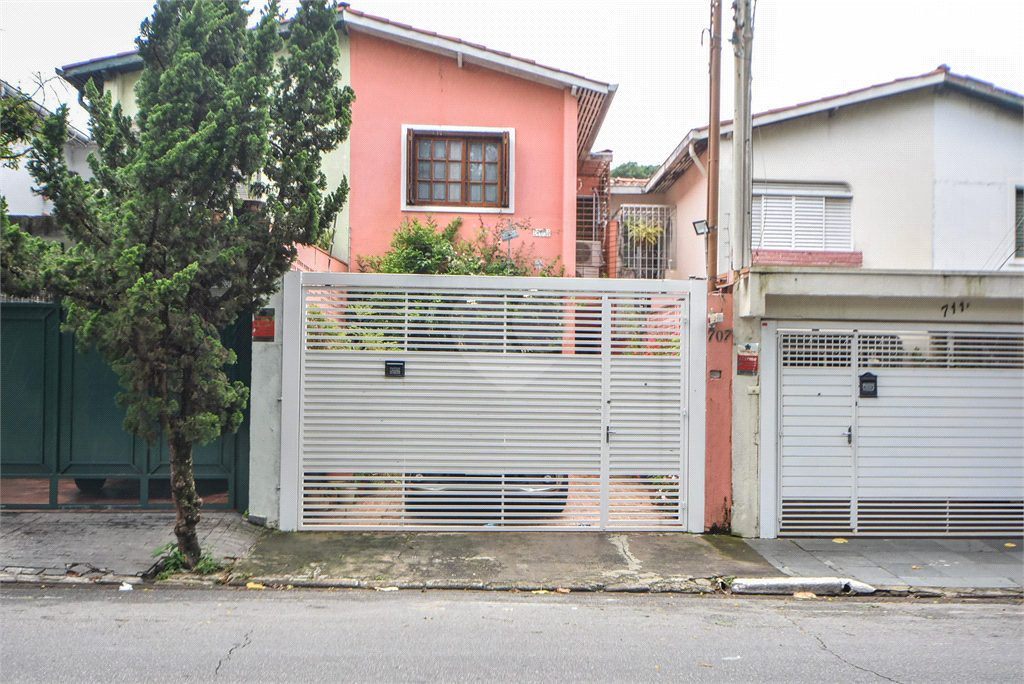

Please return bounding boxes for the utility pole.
[732,0,754,272]
[706,0,722,292]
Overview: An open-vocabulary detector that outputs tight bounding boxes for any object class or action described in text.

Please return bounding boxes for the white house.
[1,79,94,238]
[616,67,1024,538]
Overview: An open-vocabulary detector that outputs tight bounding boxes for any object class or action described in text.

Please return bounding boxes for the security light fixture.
[693,219,710,235]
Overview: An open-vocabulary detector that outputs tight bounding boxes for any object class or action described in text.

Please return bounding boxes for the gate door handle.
[845,427,852,445]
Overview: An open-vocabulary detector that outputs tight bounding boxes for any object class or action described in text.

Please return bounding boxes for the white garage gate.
[762,323,1024,536]
[279,273,705,531]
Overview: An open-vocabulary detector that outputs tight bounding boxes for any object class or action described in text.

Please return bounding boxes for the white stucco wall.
[1,140,95,217]
[933,89,1024,271]
[745,90,936,269]
[248,288,284,527]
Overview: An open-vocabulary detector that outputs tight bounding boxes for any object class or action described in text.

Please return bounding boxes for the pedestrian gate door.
[280,273,705,531]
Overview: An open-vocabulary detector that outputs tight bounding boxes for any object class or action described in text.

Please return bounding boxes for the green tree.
[1,81,62,297]
[610,161,659,179]
[13,0,353,567]
[1,85,40,169]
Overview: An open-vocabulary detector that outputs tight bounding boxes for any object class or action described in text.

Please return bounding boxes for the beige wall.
[103,71,141,120]
[664,157,709,280]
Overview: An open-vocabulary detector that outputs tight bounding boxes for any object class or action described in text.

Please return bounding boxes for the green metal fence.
[1,302,250,510]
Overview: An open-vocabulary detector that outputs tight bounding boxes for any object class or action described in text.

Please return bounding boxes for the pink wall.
[349,33,576,271]
[705,290,733,532]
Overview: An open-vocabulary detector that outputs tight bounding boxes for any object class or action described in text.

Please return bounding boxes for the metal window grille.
[616,205,673,279]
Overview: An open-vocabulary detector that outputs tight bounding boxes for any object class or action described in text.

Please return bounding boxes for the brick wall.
[752,249,863,267]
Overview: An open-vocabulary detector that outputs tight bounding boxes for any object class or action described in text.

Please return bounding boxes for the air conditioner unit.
[575,240,603,278]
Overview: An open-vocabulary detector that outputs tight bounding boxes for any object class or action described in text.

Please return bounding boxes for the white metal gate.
[773,325,1024,536]
[279,273,705,531]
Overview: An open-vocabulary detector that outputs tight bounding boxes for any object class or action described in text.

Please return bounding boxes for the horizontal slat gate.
[292,278,693,530]
[779,328,1024,536]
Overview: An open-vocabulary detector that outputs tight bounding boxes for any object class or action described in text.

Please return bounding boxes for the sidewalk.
[0,510,262,584]
[748,537,1023,591]
[2,511,1020,597]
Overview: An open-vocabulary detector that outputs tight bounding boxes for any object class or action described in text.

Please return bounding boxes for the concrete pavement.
[749,536,1023,591]
[1,510,1020,597]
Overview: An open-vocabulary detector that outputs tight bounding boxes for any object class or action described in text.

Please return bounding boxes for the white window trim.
[751,181,854,252]
[401,124,515,214]
[1005,182,1024,271]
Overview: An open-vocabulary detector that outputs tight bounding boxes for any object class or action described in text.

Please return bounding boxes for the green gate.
[1,302,250,510]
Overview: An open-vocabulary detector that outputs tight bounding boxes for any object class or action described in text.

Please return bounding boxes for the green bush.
[357,216,563,277]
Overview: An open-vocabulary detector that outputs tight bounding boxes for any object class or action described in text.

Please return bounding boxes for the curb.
[227,575,726,593]
[2,570,143,587]
[226,575,1022,599]
[731,576,876,596]
[5,570,1020,599]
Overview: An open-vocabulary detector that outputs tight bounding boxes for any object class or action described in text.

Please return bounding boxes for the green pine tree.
[15,0,353,567]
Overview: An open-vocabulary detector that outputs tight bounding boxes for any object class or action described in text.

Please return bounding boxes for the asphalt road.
[1,585,1020,683]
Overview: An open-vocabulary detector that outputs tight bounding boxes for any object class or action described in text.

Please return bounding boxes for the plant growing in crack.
[151,542,223,580]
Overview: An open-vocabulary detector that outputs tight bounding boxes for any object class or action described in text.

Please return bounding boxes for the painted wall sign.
[737,353,759,375]
[253,308,275,342]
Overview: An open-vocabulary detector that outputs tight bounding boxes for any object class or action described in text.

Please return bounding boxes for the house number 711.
[941,301,970,317]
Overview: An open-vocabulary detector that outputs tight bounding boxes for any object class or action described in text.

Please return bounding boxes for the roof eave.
[340,9,613,94]
[58,51,144,92]
[645,129,707,193]
[650,69,1024,193]
[577,84,617,162]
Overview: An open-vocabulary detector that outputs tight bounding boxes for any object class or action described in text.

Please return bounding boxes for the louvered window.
[752,182,852,251]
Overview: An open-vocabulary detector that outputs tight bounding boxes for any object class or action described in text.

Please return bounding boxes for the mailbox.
[859,372,878,398]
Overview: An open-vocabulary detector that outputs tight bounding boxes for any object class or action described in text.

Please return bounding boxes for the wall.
[347,32,574,273]
[103,71,141,121]
[739,89,936,270]
[663,152,709,280]
[932,89,1024,271]
[2,141,94,217]
[322,31,352,263]
[248,288,284,527]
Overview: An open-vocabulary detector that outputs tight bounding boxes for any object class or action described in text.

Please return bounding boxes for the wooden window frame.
[402,126,514,213]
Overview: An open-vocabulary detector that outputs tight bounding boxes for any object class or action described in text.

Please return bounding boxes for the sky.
[2,0,1022,166]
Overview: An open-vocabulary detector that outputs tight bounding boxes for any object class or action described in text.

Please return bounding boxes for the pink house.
[58,4,618,276]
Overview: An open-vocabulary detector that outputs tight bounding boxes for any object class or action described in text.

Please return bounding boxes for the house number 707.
[708,328,733,343]
[941,301,970,317]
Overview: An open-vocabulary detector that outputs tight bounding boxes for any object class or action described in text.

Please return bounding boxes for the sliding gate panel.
[281,274,704,531]
[777,326,1024,536]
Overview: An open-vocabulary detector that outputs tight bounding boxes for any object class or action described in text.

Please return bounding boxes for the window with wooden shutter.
[403,127,513,210]
[751,182,853,251]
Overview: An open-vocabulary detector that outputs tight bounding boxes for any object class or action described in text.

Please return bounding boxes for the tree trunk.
[168,433,203,568]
